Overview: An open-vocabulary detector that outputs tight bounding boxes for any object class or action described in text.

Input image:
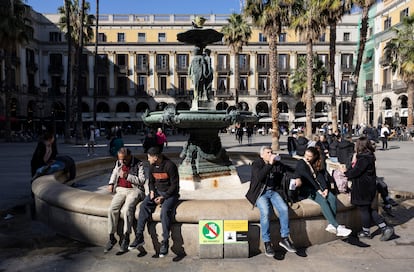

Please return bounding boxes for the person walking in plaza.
[294,146,352,237]
[142,129,158,153]
[380,124,390,150]
[342,136,394,241]
[129,146,179,257]
[246,146,297,257]
[104,147,146,253]
[87,125,96,156]
[31,129,58,178]
[156,127,168,152]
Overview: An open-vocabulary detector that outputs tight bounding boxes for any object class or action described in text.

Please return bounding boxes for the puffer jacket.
[109,156,146,192]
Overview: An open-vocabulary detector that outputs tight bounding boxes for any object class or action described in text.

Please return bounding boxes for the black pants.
[357,204,385,229]
[376,178,389,202]
[381,137,388,149]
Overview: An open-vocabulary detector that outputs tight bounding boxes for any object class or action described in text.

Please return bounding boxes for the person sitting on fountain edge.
[246,146,297,257]
[129,146,180,257]
[104,147,146,253]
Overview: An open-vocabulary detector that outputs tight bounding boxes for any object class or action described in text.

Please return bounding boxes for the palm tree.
[348,0,375,129]
[0,0,29,141]
[384,14,414,128]
[58,0,94,144]
[244,0,290,151]
[291,55,327,101]
[326,0,348,133]
[64,0,72,143]
[221,13,252,108]
[290,0,333,138]
[93,0,99,127]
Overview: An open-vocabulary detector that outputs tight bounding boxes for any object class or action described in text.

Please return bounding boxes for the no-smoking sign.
[199,220,223,244]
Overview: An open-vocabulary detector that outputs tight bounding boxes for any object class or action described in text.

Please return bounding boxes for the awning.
[293,116,306,123]
[293,116,329,123]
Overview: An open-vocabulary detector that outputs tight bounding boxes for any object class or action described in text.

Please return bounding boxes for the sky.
[26,0,242,15]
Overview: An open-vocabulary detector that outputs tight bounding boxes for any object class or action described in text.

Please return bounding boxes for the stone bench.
[32,154,361,257]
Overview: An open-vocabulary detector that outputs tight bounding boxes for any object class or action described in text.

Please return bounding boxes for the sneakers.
[120,235,129,253]
[358,230,371,239]
[159,240,169,257]
[336,225,352,237]
[104,234,117,253]
[380,226,394,241]
[278,237,297,253]
[128,234,145,250]
[264,241,275,257]
[325,224,337,234]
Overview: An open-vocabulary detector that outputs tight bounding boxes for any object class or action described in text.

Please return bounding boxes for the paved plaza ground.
[0,133,413,271]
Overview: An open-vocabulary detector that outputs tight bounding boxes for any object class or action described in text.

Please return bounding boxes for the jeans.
[309,191,338,227]
[256,190,290,242]
[136,193,179,242]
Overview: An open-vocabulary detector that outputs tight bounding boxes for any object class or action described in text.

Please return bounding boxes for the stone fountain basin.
[32,153,361,256]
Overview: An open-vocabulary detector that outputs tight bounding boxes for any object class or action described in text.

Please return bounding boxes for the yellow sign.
[223,220,248,244]
[199,220,223,245]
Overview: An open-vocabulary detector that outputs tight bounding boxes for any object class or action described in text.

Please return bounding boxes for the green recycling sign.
[199,220,223,244]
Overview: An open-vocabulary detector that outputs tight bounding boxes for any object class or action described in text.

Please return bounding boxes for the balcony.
[215,90,233,99]
[340,65,354,73]
[48,64,63,75]
[116,65,129,75]
[257,66,269,74]
[175,65,188,74]
[155,65,170,75]
[278,66,290,73]
[239,66,250,75]
[135,65,149,74]
[216,65,230,75]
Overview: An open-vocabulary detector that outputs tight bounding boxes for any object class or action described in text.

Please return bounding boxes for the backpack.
[332,169,349,194]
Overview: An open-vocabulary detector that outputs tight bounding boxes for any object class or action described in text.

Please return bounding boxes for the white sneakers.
[336,225,352,237]
[325,224,337,234]
[325,224,352,237]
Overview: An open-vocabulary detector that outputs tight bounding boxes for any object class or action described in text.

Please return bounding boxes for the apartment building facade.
[1,1,411,134]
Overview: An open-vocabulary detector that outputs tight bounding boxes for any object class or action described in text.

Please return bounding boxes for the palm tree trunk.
[407,80,414,128]
[349,3,371,129]
[75,0,85,144]
[234,50,239,107]
[305,39,314,138]
[329,20,338,132]
[64,0,72,143]
[93,0,99,126]
[4,51,12,141]
[269,34,280,151]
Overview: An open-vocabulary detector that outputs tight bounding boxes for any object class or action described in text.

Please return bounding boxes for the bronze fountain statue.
[142,17,258,189]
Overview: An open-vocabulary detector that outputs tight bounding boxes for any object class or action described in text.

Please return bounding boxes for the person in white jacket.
[104,147,146,253]
[380,124,390,150]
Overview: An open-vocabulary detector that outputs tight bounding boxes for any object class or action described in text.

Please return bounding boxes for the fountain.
[142,20,258,190]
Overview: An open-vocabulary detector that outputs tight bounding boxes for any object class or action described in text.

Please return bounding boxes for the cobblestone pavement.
[0,133,413,272]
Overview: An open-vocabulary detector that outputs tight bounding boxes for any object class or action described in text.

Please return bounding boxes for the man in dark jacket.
[129,146,179,257]
[246,146,297,257]
[295,132,308,156]
[337,135,355,168]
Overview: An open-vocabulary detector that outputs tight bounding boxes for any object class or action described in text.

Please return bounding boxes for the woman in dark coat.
[343,136,394,241]
[31,131,58,177]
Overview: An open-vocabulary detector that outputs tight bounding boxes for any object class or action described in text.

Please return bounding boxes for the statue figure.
[203,48,213,101]
[188,47,205,101]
